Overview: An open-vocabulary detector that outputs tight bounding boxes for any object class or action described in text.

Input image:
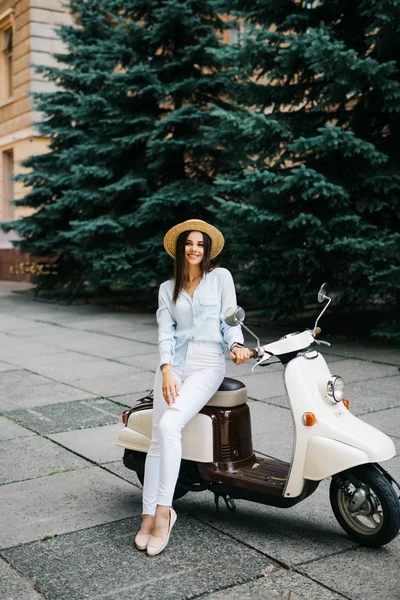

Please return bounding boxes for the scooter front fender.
[303,436,369,481]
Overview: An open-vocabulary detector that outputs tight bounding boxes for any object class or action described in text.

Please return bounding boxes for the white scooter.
[117,284,400,547]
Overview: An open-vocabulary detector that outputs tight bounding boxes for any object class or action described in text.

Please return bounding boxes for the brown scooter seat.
[206,377,247,408]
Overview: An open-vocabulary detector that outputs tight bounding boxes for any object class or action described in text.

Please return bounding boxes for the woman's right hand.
[161,365,180,405]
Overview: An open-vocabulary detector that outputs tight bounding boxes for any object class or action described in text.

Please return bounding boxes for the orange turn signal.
[302,412,317,426]
[342,399,349,410]
[122,410,128,425]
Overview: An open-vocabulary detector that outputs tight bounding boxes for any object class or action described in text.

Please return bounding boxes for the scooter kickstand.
[213,493,236,512]
[224,495,236,512]
[214,492,236,512]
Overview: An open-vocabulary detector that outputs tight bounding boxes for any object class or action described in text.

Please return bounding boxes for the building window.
[0,12,13,102]
[230,22,247,46]
[2,149,14,219]
[3,27,13,97]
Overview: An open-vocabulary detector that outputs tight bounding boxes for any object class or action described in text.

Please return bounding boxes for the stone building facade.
[0,0,71,278]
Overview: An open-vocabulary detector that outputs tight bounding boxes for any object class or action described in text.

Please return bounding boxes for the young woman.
[135,219,251,557]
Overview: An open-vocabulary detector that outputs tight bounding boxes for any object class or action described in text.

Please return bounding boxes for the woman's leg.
[157,366,224,507]
[140,366,183,528]
[152,343,225,538]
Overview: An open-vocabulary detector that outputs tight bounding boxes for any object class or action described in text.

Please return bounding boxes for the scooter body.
[117,284,400,547]
[281,343,395,498]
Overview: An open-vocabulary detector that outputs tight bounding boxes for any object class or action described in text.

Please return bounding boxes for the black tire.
[330,464,400,548]
[124,450,188,501]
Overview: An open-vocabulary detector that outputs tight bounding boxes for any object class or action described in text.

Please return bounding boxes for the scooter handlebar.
[232,348,261,364]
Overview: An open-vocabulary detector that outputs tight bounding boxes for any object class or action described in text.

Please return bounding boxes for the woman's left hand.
[230,346,251,365]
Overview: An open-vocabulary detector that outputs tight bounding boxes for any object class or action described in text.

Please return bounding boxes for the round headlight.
[326,375,345,404]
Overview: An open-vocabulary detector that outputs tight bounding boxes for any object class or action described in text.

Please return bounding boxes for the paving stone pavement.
[0,287,399,600]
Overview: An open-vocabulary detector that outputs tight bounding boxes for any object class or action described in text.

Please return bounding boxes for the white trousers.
[142,341,225,515]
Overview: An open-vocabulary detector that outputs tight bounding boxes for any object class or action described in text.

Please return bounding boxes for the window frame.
[0,9,14,104]
[2,148,14,220]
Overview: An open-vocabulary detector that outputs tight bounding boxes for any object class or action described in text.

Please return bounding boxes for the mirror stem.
[239,321,262,351]
[313,296,331,336]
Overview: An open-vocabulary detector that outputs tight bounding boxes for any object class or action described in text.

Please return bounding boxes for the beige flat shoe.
[134,531,151,551]
[146,508,177,557]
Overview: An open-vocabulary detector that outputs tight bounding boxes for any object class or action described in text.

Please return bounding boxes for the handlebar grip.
[250,348,259,359]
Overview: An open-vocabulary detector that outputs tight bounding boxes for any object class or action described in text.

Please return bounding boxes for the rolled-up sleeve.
[156,284,176,366]
[220,269,244,349]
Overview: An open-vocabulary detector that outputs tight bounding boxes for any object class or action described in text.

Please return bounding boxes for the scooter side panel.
[117,410,214,463]
[127,410,152,439]
[181,414,214,462]
[117,428,150,452]
[303,436,369,480]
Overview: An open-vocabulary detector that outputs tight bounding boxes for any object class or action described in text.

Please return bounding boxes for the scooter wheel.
[330,464,400,548]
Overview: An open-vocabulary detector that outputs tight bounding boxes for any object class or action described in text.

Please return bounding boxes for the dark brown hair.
[172,230,212,303]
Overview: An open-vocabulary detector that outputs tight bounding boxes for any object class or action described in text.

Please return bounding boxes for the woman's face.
[185,231,204,266]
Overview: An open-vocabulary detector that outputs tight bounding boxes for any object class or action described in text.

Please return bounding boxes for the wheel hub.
[339,480,383,535]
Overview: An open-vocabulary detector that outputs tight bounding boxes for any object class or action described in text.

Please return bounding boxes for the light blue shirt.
[157,267,244,367]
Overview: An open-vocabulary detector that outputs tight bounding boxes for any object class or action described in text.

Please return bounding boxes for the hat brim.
[163,219,224,260]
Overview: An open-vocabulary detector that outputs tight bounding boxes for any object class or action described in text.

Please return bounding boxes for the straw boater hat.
[163,219,225,260]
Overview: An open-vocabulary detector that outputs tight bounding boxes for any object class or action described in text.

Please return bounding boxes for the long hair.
[172,230,212,303]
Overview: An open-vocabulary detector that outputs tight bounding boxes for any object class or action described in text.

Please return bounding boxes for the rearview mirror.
[224,306,245,326]
[317,283,330,303]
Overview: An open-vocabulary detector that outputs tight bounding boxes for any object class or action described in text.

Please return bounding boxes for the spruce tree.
[3,0,234,291]
[214,0,400,338]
